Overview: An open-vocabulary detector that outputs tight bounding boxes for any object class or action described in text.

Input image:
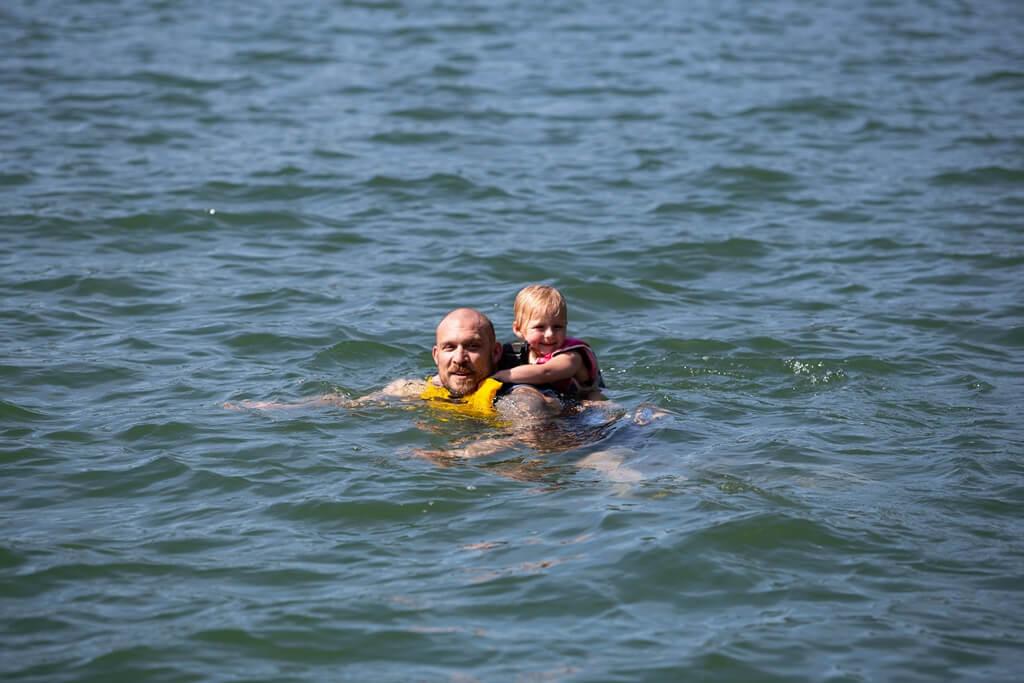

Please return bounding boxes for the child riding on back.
[492,285,606,401]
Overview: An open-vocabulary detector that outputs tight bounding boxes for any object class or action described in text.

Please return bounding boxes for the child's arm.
[492,352,583,385]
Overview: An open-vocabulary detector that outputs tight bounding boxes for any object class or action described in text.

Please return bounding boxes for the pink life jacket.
[535,338,605,399]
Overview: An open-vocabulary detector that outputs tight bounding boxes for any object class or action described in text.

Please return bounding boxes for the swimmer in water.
[227,308,565,425]
[226,307,665,473]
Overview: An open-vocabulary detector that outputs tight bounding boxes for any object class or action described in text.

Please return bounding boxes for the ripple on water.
[3,0,1024,680]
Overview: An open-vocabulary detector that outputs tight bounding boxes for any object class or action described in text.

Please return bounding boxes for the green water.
[3,0,1023,680]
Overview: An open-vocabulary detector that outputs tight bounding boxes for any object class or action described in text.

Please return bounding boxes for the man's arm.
[494,384,563,424]
[417,385,563,461]
[352,377,429,403]
[224,377,428,411]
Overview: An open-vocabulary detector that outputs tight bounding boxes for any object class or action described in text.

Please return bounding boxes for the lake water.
[3,0,1024,680]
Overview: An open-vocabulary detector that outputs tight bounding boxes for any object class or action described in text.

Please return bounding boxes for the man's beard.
[444,362,490,398]
[443,365,473,397]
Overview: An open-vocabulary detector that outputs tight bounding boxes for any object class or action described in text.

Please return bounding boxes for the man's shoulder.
[494,383,563,419]
[380,377,431,398]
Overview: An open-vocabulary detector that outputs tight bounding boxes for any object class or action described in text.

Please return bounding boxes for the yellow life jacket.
[419,377,504,418]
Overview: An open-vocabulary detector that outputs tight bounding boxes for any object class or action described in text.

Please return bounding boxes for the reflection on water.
[413,399,665,487]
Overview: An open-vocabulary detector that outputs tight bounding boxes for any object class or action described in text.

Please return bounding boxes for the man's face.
[432,312,501,397]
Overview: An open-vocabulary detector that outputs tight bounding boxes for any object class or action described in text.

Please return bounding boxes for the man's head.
[432,308,502,397]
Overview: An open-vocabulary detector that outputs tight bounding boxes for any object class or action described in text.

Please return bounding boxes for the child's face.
[514,309,567,358]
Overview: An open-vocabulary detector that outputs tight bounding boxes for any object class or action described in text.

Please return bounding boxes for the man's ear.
[491,341,502,365]
[432,345,439,364]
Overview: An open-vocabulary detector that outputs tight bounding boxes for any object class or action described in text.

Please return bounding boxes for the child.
[492,285,606,400]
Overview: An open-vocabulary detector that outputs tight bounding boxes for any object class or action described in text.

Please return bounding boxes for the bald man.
[226,308,565,431]
[370,308,562,421]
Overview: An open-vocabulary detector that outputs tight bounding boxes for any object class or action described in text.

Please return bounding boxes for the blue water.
[3,0,1024,680]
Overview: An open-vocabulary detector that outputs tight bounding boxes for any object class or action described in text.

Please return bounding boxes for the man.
[227,308,563,426]
[362,308,563,423]
[227,308,657,468]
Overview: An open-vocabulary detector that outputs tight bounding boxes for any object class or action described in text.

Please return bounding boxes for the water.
[3,0,1023,680]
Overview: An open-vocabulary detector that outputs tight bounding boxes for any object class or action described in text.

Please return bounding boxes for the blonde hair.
[513,285,567,330]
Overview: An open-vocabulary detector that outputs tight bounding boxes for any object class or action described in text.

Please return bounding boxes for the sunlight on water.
[2,0,1023,680]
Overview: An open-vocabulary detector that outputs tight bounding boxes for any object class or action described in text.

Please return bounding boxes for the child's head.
[513,285,567,330]
[512,285,568,355]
